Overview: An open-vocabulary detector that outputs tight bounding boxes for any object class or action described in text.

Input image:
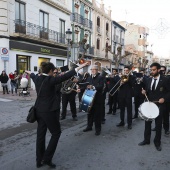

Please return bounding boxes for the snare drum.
[79,89,96,113]
[138,102,159,121]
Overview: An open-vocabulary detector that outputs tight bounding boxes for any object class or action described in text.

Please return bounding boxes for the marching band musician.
[152,65,170,136]
[138,63,170,151]
[133,69,148,119]
[61,70,82,121]
[116,66,135,129]
[81,65,104,136]
[107,68,120,115]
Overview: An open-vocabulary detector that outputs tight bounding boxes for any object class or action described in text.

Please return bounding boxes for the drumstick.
[142,88,149,102]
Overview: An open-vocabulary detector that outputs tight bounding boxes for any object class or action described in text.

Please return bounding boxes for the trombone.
[109,70,133,96]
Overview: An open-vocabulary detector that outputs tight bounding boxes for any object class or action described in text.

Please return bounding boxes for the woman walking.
[0,70,9,94]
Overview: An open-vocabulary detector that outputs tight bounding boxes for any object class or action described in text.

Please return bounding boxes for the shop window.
[38,57,50,68]
[56,59,64,67]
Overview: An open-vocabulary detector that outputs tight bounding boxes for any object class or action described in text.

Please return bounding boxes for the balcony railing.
[97,26,101,34]
[79,45,94,55]
[14,19,66,44]
[71,13,93,29]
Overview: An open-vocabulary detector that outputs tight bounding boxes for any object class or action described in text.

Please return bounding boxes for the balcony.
[71,13,93,29]
[14,19,66,44]
[79,45,94,55]
[97,26,102,34]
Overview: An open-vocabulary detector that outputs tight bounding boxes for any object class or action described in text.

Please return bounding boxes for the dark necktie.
[151,79,157,91]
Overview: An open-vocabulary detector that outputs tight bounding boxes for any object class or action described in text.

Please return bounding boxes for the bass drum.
[138,102,159,121]
[79,89,96,113]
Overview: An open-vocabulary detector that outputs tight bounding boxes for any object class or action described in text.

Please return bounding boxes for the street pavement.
[0,91,170,170]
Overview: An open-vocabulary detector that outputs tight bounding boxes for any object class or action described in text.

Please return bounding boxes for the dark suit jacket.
[108,75,121,94]
[30,70,76,112]
[118,75,135,99]
[145,75,170,103]
[84,73,104,104]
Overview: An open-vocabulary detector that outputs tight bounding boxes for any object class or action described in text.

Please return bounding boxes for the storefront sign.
[9,41,67,57]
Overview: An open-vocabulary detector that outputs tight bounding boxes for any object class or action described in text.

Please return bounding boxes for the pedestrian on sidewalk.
[25,61,88,168]
[0,70,9,94]
[9,70,19,96]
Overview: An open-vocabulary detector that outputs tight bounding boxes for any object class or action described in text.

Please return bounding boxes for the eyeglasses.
[53,72,57,74]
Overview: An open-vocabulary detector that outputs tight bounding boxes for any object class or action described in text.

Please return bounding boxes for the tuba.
[100,67,111,78]
[61,60,79,94]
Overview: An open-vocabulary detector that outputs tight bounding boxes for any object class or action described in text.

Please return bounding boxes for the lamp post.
[65,28,72,65]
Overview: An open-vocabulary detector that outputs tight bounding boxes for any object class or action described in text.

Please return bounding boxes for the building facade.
[70,0,93,72]
[111,21,126,70]
[118,21,150,70]
[0,0,72,89]
[92,0,112,71]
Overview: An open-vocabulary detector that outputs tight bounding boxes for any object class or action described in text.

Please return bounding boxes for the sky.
[102,0,170,58]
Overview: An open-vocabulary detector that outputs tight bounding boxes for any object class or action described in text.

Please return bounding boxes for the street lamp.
[65,28,72,65]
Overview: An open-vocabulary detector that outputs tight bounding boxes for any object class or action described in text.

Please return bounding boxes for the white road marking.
[0,98,13,102]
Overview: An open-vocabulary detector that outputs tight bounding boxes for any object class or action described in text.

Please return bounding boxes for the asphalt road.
[0,98,170,170]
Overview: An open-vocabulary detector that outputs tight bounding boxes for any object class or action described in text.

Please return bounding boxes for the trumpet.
[109,70,132,96]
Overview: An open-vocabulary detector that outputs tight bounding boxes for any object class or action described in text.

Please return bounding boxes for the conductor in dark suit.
[82,65,104,136]
[26,62,88,168]
[138,63,170,151]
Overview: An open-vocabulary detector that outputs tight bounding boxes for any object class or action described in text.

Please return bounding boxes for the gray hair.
[91,65,98,70]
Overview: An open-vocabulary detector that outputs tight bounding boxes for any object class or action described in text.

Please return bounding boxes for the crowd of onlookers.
[0,70,29,95]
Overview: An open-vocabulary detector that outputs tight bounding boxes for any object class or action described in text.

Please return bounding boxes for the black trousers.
[134,95,144,116]
[163,103,170,132]
[108,93,118,113]
[3,86,8,94]
[101,96,106,121]
[119,97,132,125]
[36,110,61,163]
[87,103,102,132]
[144,105,165,146]
[61,93,77,118]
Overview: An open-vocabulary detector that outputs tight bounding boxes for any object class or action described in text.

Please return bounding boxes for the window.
[59,19,65,43]
[56,59,64,67]
[39,11,49,39]
[15,1,26,33]
[106,23,109,31]
[40,11,49,29]
[97,39,100,49]
[97,17,100,27]
[15,1,25,21]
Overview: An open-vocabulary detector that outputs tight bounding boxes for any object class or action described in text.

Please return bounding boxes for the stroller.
[19,78,30,97]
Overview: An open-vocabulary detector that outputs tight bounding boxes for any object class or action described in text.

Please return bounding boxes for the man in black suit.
[138,63,170,151]
[26,62,88,168]
[82,65,104,136]
[116,66,134,129]
[133,69,148,119]
[107,68,120,115]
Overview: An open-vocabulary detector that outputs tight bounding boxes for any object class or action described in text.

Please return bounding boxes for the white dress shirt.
[150,74,160,90]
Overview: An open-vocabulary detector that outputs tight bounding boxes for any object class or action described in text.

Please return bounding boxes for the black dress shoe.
[36,162,44,168]
[138,141,150,146]
[72,117,78,121]
[60,117,65,120]
[83,127,92,132]
[116,122,125,127]
[128,125,132,129]
[152,127,156,131]
[155,145,162,151]
[101,120,105,124]
[95,131,101,136]
[112,112,116,115]
[132,115,138,119]
[43,161,56,168]
[165,131,169,136]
